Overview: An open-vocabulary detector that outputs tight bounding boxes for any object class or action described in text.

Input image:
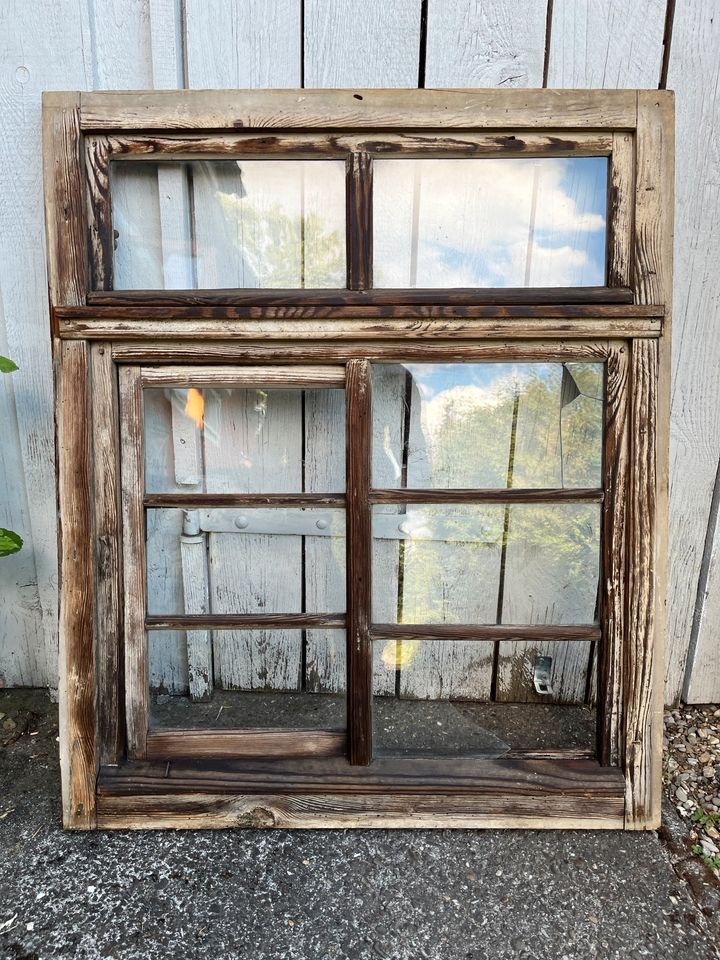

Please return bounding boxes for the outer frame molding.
[43,88,673,831]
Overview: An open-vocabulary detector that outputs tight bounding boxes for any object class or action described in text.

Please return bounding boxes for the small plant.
[0,356,23,558]
[692,844,720,871]
[692,808,719,829]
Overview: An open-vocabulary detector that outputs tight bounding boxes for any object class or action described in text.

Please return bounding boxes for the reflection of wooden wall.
[2,0,718,704]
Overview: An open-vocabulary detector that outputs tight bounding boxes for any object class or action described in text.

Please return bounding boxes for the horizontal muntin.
[146,613,346,630]
[370,488,604,504]
[370,624,601,643]
[143,493,346,508]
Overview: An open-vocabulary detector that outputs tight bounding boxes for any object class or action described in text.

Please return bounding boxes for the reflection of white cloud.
[420,382,512,437]
[373,158,606,288]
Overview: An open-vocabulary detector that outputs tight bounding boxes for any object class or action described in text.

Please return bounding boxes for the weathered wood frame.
[44,88,673,831]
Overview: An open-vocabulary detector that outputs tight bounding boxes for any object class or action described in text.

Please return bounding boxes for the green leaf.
[0,355,18,373]
[0,528,23,557]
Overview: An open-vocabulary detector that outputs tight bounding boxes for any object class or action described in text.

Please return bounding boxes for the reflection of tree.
[217,193,345,288]
[397,364,603,625]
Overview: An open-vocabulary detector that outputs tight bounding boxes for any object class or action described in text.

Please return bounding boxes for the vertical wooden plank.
[304,1,420,87]
[546,0,666,87]
[346,153,372,291]
[57,339,96,828]
[608,132,635,290]
[119,366,148,758]
[425,0,547,87]
[665,2,720,703]
[90,343,124,765]
[624,338,659,829]
[598,343,630,766]
[180,516,212,702]
[347,359,372,765]
[305,386,347,693]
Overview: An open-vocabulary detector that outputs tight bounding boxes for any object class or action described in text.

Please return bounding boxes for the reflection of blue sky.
[406,362,557,401]
[374,157,608,288]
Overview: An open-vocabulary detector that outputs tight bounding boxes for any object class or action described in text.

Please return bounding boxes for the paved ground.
[1,689,719,960]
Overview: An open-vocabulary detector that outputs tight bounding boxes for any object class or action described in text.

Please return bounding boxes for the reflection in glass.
[373,157,608,287]
[371,362,603,489]
[146,508,346,616]
[148,630,346,720]
[143,386,346,493]
[111,160,346,289]
[372,641,596,756]
[372,503,600,624]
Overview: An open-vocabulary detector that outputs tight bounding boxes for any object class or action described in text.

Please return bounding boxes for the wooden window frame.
[44,88,673,831]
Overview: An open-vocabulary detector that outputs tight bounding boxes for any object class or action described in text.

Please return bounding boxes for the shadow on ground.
[1,689,719,960]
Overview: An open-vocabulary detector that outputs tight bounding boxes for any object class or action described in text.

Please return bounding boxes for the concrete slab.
[0,689,718,960]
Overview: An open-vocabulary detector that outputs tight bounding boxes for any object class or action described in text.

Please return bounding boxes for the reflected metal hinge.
[533,656,554,696]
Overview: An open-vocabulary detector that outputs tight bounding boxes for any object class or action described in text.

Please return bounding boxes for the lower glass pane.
[372,503,600,624]
[372,639,596,757]
[148,629,346,730]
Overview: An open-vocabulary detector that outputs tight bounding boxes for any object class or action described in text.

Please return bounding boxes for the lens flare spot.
[184,388,205,428]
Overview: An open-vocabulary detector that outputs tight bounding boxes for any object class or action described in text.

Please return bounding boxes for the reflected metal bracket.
[533,656,554,695]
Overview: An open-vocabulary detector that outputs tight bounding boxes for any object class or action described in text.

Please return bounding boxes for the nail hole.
[15,66,30,85]
[353,94,363,101]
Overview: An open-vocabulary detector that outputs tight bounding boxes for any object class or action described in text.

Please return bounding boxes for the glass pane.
[371,362,603,489]
[146,508,346,616]
[373,640,595,756]
[144,386,346,494]
[149,630,345,727]
[373,157,608,288]
[111,160,346,289]
[372,503,600,624]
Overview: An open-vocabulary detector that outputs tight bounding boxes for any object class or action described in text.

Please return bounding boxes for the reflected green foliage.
[0,356,22,557]
[217,193,345,288]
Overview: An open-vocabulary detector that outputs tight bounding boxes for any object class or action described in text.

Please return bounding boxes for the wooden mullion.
[146,613,346,630]
[346,359,373,764]
[370,624,601,643]
[346,153,373,290]
[119,366,149,758]
[370,487,603,505]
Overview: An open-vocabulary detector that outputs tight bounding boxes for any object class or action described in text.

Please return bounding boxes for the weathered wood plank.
[425,0,547,88]
[665,2,720,703]
[180,530,212,701]
[140,365,346,387]
[624,339,659,829]
[91,344,124,764]
[146,729,345,759]
[57,340,96,828]
[78,88,640,131]
[119,367,149,757]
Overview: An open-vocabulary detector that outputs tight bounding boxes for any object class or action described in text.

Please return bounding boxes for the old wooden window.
[45,89,672,830]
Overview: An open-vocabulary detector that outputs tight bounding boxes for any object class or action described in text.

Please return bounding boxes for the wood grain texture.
[346,152,372,290]
[180,533,212,701]
[146,729,346,759]
[90,344,124,764]
[546,0,666,87]
[425,0,547,88]
[119,367,149,757]
[371,625,601,642]
[304,0,420,87]
[78,88,640,131]
[598,343,630,765]
[140,365,346,387]
[371,488,603,504]
[346,360,373,763]
[624,339,659,830]
[57,340,96,828]
[665,2,720,703]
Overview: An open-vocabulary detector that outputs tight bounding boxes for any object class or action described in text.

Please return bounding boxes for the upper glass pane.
[144,386,346,494]
[373,157,608,288]
[110,160,346,289]
[372,362,604,489]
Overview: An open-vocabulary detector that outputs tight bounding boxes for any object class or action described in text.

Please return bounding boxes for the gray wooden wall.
[0,0,718,704]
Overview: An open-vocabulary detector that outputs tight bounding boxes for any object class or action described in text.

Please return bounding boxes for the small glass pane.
[373,640,595,756]
[149,630,346,727]
[373,157,608,288]
[371,362,603,489]
[372,503,600,625]
[144,386,346,494]
[111,160,346,289]
[146,508,346,616]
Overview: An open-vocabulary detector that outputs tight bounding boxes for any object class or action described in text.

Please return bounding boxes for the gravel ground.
[664,704,720,876]
[1,689,720,960]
